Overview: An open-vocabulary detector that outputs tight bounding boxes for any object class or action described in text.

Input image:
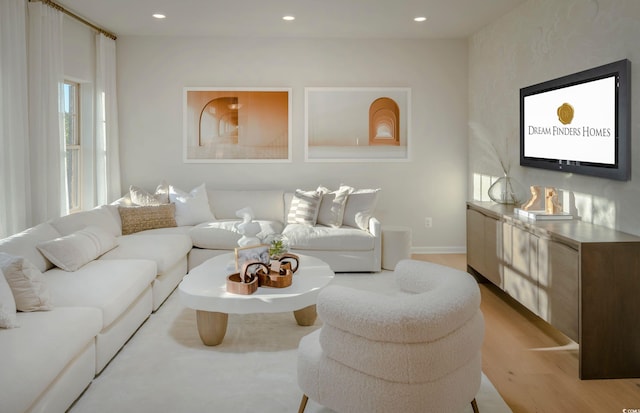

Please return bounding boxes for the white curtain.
[95,33,121,205]
[0,0,31,238]
[27,1,67,223]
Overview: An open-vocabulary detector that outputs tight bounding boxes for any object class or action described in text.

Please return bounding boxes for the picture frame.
[234,244,271,271]
[304,87,411,162]
[183,87,292,163]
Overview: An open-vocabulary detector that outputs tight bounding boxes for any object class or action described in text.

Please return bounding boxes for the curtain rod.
[30,0,117,40]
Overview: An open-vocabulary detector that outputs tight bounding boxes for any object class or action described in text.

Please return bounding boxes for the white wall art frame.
[305,87,411,162]
[183,87,292,163]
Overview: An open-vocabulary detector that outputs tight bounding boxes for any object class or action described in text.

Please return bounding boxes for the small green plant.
[269,238,288,257]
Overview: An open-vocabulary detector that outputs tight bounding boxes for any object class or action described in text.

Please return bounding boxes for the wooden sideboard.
[466,201,640,379]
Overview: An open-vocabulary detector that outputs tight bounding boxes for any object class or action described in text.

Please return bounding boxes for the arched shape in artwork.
[369,97,400,146]
[199,97,240,146]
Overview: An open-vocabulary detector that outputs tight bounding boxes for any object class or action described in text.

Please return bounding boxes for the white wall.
[469,0,640,235]
[116,36,469,252]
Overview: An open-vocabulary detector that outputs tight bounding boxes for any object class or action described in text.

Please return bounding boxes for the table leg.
[196,310,228,346]
[293,305,317,326]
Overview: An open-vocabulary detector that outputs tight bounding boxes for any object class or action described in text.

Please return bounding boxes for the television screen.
[520,59,631,181]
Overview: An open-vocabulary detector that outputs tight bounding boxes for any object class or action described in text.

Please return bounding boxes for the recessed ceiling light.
[152,13,166,19]
[282,15,295,21]
[414,16,427,22]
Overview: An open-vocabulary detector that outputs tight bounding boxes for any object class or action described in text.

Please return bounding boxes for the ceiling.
[56,0,526,39]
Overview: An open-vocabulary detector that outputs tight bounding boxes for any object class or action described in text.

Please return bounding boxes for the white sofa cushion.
[99,233,192,274]
[190,220,283,249]
[282,224,375,251]
[317,185,354,228]
[0,306,102,413]
[342,188,380,230]
[207,190,285,222]
[129,181,169,205]
[0,269,19,328]
[0,252,52,312]
[169,183,215,226]
[49,205,122,238]
[0,222,60,272]
[37,226,118,272]
[44,259,156,328]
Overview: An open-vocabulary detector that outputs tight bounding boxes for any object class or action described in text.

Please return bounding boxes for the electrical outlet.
[424,217,433,228]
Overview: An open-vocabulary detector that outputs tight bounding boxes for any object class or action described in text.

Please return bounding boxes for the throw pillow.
[169,183,215,226]
[0,252,52,312]
[287,189,323,225]
[342,188,381,230]
[316,185,354,228]
[129,180,170,206]
[0,269,19,328]
[37,226,118,272]
[119,204,178,235]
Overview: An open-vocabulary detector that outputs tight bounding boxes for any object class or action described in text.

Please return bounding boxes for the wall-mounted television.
[520,59,631,181]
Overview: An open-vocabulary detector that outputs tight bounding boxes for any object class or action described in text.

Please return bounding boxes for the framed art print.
[305,87,411,162]
[183,87,292,163]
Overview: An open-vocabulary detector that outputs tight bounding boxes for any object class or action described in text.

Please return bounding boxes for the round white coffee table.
[178,253,334,346]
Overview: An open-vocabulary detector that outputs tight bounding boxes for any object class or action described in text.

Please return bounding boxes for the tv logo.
[557,103,574,125]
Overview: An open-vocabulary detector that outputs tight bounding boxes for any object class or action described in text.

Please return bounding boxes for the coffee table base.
[195,305,318,346]
[196,310,228,346]
[293,305,317,326]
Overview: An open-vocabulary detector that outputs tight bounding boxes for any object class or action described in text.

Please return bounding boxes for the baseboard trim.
[410,246,466,254]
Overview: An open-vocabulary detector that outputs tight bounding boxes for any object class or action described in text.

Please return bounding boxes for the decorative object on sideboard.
[488,175,526,205]
[521,185,544,211]
[469,121,526,205]
[544,187,563,214]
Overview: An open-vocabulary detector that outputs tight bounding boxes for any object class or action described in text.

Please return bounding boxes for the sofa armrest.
[368,216,381,237]
[369,217,382,271]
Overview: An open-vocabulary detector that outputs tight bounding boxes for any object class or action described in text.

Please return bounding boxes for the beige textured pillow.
[37,226,118,272]
[119,204,177,235]
[0,252,52,312]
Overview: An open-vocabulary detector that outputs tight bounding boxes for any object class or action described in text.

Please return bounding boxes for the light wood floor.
[413,253,640,413]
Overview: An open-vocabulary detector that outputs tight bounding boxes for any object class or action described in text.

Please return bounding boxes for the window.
[63,81,81,212]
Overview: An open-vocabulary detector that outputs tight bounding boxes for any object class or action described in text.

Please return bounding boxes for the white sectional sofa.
[0,184,382,413]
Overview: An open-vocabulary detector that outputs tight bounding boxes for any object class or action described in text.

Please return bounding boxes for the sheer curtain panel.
[95,33,121,205]
[0,0,31,238]
[27,1,67,223]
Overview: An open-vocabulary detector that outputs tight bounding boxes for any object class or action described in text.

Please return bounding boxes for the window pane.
[63,80,81,212]
[65,148,80,211]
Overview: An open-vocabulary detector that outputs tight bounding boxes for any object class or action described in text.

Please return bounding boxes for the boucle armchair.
[297,259,484,413]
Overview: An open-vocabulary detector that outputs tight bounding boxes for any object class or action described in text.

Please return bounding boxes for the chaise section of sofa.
[0,306,102,413]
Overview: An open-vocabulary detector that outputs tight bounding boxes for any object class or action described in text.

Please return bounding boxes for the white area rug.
[70,272,512,413]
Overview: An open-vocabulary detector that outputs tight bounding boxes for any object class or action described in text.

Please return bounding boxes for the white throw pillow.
[37,226,118,272]
[0,252,52,312]
[316,185,354,228]
[0,269,19,328]
[287,189,323,225]
[169,183,215,226]
[129,180,170,206]
[342,188,381,230]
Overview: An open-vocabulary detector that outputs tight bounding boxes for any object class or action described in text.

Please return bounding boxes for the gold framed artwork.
[183,87,292,163]
[304,87,411,162]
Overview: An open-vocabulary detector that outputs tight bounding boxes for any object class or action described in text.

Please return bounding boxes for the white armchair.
[297,259,484,413]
